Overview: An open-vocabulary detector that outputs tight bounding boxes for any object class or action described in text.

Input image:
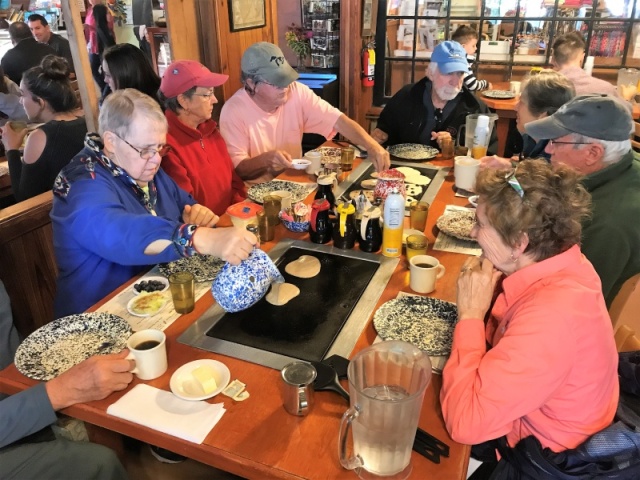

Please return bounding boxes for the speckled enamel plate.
[373,296,458,356]
[247,180,315,204]
[159,255,225,283]
[482,90,516,99]
[436,210,476,241]
[15,313,132,381]
[387,143,439,161]
[313,146,343,164]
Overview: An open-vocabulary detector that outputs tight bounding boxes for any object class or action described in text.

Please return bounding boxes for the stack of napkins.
[107,384,226,444]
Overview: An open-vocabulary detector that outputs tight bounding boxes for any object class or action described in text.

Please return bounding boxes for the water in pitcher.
[352,385,415,476]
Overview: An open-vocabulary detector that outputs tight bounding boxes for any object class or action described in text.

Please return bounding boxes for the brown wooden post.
[60,0,99,132]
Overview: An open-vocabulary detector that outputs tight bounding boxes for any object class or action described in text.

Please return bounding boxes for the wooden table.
[0,157,472,480]
[476,82,517,158]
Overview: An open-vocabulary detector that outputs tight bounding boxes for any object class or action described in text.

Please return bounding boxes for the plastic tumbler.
[168,271,195,314]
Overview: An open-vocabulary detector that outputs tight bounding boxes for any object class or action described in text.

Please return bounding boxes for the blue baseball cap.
[431,41,470,74]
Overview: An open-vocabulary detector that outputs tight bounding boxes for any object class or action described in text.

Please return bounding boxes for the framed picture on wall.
[228,0,266,32]
[362,0,378,37]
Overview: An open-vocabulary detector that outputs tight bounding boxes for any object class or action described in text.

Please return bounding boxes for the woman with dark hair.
[102,43,161,103]
[0,55,87,201]
[85,0,115,92]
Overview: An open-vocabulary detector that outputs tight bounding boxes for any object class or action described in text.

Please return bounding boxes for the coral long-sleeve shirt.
[441,245,619,452]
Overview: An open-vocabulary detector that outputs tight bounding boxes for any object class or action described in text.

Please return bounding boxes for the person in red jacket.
[159,60,246,215]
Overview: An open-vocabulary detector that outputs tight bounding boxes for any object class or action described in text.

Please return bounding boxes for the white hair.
[570,133,631,164]
[427,62,439,76]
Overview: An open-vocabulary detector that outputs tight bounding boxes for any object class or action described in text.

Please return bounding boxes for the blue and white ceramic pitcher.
[212,248,284,312]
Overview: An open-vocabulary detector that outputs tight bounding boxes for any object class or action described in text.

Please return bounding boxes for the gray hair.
[521,70,575,117]
[240,70,271,94]
[99,89,167,138]
[158,86,197,114]
[570,133,631,164]
[427,62,440,76]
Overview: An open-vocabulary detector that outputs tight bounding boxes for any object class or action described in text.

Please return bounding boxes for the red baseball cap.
[160,60,228,98]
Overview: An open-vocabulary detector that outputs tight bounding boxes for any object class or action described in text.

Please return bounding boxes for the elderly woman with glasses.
[440,160,618,465]
[159,60,246,216]
[51,89,256,317]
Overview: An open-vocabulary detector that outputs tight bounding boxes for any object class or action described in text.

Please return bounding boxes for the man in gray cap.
[220,42,389,184]
[526,94,640,306]
[372,40,497,153]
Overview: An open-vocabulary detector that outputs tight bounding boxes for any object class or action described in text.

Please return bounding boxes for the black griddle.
[206,246,378,362]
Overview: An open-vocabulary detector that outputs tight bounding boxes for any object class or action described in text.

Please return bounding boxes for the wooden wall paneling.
[0,192,57,337]
[60,0,99,132]
[166,0,202,62]
[198,0,279,104]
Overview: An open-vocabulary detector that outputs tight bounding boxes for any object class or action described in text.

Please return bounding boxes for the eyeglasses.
[505,165,524,199]
[116,134,171,160]
[192,89,216,99]
[548,139,591,146]
[259,80,287,90]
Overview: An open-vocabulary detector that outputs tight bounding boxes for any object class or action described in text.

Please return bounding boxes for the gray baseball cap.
[525,94,633,141]
[241,42,299,88]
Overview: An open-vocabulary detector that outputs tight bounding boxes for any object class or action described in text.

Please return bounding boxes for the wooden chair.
[609,273,640,347]
[0,191,57,337]
[615,324,640,352]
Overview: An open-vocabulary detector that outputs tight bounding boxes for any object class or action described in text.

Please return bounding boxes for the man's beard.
[434,85,461,101]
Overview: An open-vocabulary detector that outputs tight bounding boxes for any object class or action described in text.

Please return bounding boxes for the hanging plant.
[107,0,128,27]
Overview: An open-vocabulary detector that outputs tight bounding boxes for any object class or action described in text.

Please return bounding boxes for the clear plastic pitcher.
[338,341,432,480]
[456,113,498,156]
[617,68,640,101]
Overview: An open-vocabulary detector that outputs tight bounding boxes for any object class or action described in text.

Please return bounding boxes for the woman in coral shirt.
[441,160,618,473]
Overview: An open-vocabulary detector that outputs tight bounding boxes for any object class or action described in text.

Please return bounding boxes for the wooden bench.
[0,191,57,337]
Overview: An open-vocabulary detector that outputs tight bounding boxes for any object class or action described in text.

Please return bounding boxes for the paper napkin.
[107,384,226,444]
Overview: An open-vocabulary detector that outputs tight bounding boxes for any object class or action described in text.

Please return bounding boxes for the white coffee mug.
[509,81,521,95]
[454,156,480,192]
[270,190,292,211]
[409,255,446,294]
[126,329,167,380]
[304,150,323,174]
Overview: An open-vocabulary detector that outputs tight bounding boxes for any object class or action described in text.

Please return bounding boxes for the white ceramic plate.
[291,159,311,170]
[131,275,169,295]
[14,313,132,380]
[127,292,168,317]
[373,296,458,356]
[170,359,231,401]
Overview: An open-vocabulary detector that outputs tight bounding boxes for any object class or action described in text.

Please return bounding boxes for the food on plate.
[285,255,321,278]
[133,279,167,293]
[405,196,416,208]
[128,292,166,316]
[266,283,301,306]
[404,174,431,186]
[405,184,423,197]
[395,166,421,177]
[361,178,377,189]
[192,364,218,394]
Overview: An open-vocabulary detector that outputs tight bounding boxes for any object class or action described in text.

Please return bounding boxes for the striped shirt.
[463,54,489,91]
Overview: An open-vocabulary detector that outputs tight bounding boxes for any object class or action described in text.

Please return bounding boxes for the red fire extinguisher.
[361,44,375,87]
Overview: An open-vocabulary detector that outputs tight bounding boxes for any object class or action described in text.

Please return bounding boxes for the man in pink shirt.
[220,42,389,184]
[551,32,620,98]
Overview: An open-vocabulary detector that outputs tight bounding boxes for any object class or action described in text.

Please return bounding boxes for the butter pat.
[192,365,218,394]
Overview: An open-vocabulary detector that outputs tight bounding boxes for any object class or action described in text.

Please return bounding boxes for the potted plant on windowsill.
[285,23,312,72]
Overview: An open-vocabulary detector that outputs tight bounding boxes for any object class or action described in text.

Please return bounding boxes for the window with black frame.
[373,0,640,106]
